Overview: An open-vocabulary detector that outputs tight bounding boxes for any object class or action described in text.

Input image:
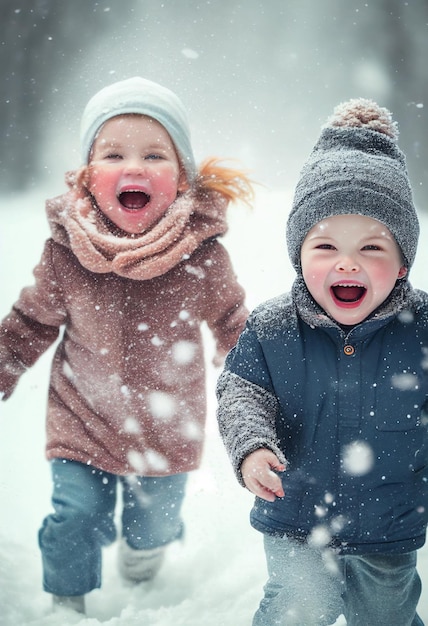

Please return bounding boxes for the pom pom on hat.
[286,98,419,271]
[327,98,398,139]
[80,77,197,182]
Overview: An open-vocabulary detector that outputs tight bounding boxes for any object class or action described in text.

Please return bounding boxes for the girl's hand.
[241,448,286,502]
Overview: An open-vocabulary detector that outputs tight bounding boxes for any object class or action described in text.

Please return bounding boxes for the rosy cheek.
[305,267,324,283]
[370,264,391,281]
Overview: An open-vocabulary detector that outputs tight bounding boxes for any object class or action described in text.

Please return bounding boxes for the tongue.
[334,285,365,302]
[119,191,149,210]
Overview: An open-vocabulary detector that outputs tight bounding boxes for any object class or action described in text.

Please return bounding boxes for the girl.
[0,76,252,614]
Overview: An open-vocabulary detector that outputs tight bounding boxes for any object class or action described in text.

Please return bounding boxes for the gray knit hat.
[80,76,197,181]
[286,98,419,271]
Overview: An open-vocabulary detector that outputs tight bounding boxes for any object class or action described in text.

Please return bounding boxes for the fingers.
[241,449,286,502]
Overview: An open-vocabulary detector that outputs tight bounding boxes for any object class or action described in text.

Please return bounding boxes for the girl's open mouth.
[331,283,367,305]
[118,190,150,210]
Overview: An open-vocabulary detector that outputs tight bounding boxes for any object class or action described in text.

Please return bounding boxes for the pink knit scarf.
[46,171,229,280]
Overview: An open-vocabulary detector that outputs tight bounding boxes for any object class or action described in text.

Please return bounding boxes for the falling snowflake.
[148,390,176,420]
[341,440,374,476]
[181,48,199,59]
[172,340,197,365]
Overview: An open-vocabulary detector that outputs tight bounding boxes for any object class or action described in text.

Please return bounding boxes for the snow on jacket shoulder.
[217,282,428,555]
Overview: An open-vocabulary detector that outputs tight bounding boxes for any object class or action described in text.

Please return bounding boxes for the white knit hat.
[80,77,197,181]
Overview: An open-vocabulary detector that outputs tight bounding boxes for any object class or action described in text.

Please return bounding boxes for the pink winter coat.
[0,173,248,476]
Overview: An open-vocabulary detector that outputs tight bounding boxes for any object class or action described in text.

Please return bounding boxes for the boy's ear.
[398,266,408,279]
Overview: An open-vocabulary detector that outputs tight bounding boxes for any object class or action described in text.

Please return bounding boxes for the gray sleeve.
[216,369,286,487]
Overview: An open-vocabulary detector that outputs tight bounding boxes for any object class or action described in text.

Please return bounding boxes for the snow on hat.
[286,98,419,271]
[80,76,197,181]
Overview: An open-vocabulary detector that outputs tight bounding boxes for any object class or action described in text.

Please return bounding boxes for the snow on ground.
[1,186,428,625]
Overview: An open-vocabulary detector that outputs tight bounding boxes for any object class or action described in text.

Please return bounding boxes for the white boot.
[52,594,86,614]
[118,538,165,583]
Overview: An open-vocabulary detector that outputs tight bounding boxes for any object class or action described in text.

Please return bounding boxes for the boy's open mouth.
[118,190,150,210]
[331,283,367,303]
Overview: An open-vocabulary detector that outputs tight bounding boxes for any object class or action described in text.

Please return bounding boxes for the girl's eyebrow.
[95,138,122,150]
[144,139,172,150]
[96,139,169,152]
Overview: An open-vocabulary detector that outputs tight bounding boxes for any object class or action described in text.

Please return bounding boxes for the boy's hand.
[241,449,286,502]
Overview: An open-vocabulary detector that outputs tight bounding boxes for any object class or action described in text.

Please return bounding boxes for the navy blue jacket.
[217,278,428,554]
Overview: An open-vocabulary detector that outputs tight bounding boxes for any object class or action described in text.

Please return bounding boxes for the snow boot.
[52,594,86,614]
[118,538,165,583]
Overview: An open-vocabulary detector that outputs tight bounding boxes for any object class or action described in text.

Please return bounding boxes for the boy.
[217,98,427,625]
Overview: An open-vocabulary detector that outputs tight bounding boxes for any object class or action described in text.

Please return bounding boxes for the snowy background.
[2,1,428,624]
[2,186,428,626]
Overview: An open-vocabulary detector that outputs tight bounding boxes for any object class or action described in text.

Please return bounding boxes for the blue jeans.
[38,459,187,596]
[253,534,424,626]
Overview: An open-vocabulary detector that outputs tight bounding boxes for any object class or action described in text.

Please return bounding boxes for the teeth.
[334,283,364,288]
[118,190,150,210]
[332,283,366,304]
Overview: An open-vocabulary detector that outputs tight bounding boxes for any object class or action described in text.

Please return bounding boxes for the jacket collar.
[292,274,415,339]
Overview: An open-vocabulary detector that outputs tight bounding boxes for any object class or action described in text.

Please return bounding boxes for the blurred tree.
[1,0,427,211]
[323,0,428,209]
[380,0,428,211]
[0,1,136,192]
